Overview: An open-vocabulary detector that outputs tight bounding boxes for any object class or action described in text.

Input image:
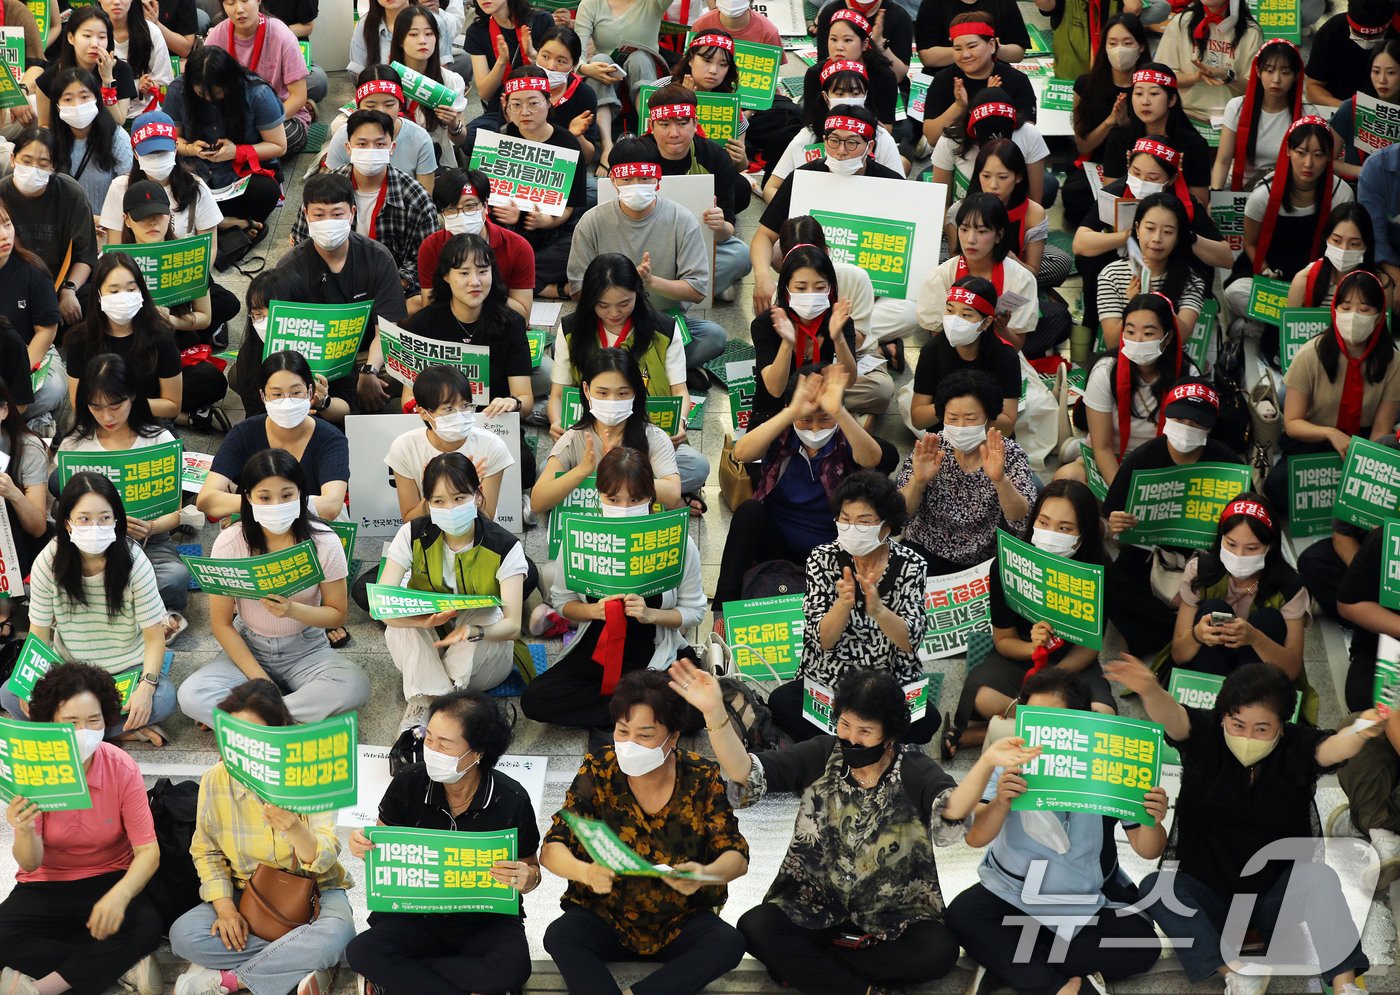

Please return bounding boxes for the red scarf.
[591,598,627,695]
[1006,199,1028,252]
[1332,278,1384,435]
[1193,1,1228,40]
[955,255,1004,295]
[1087,0,1104,59]
[1254,116,1333,275]
[1304,258,1329,306]
[363,174,390,241]
[1230,39,1301,192]
[789,312,826,367]
[598,317,633,349]
[551,73,583,107]
[489,16,528,70]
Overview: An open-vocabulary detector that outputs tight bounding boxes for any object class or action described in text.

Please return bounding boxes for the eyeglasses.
[264,388,309,400]
[824,135,867,153]
[70,513,115,527]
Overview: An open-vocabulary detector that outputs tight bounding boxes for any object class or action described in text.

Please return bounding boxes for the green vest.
[1201,574,1319,726]
[572,326,674,397]
[407,517,513,598]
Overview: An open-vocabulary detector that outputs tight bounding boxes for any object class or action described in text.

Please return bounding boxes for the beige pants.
[385,622,517,699]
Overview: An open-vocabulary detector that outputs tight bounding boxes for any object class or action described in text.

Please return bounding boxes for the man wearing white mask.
[692,0,782,46]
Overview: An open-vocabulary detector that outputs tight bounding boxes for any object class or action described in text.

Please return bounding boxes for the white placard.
[529,300,563,329]
[338,747,547,827]
[599,173,717,309]
[753,0,806,36]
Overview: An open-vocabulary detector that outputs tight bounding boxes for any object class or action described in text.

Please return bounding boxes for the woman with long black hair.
[1096,192,1204,348]
[389,4,469,165]
[98,0,170,120]
[1211,38,1303,192]
[800,8,897,131]
[1100,64,1211,201]
[35,7,139,125]
[1157,0,1263,122]
[348,0,452,74]
[1288,203,1382,308]
[930,87,1050,207]
[465,0,555,136]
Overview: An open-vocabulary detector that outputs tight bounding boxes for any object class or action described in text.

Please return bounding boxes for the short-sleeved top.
[691,7,781,46]
[1100,121,1212,189]
[930,125,1051,189]
[642,135,740,223]
[573,0,669,57]
[28,538,167,673]
[377,764,540,919]
[1282,335,1400,434]
[211,415,350,497]
[0,321,35,406]
[989,566,1093,661]
[915,254,1040,338]
[64,328,181,403]
[1304,13,1380,105]
[404,307,532,402]
[263,0,317,22]
[0,432,44,571]
[161,75,286,187]
[384,426,515,492]
[543,749,749,955]
[546,73,598,143]
[66,127,134,217]
[114,19,172,82]
[548,423,680,480]
[464,10,556,112]
[0,252,59,346]
[385,519,527,631]
[0,173,98,278]
[553,312,685,391]
[566,199,709,313]
[155,0,200,36]
[326,117,439,179]
[761,158,905,237]
[417,223,536,300]
[280,234,409,352]
[346,6,450,74]
[1176,556,1309,622]
[1243,174,1355,224]
[1338,526,1388,671]
[1244,176,1356,275]
[37,60,138,106]
[1084,356,1172,456]
[1096,259,1205,325]
[814,1,913,101]
[208,14,313,125]
[1222,96,1290,190]
[22,744,156,883]
[771,124,903,183]
[926,61,1037,124]
[912,333,1020,412]
[100,173,224,240]
[208,525,347,636]
[914,0,1031,55]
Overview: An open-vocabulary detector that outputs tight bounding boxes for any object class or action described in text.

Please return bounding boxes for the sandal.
[939,711,961,762]
[326,626,351,649]
[880,338,906,375]
[682,491,707,516]
[163,612,189,646]
[0,619,13,642]
[242,218,269,248]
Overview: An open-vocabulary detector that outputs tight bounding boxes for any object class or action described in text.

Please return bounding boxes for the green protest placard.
[729,375,755,435]
[1013,707,1163,824]
[527,327,548,369]
[1040,77,1075,112]
[1279,307,1328,376]
[1027,24,1052,56]
[1081,441,1108,501]
[263,300,372,381]
[364,827,518,914]
[378,319,491,406]
[1246,276,1290,326]
[327,520,358,562]
[468,130,580,216]
[28,1,47,41]
[0,717,91,811]
[803,676,930,733]
[1185,299,1217,372]
[918,560,993,660]
[558,386,683,436]
[213,710,356,813]
[1119,462,1253,550]
[30,351,52,393]
[1336,436,1400,530]
[559,508,689,597]
[906,71,931,120]
[0,58,31,111]
[562,811,717,879]
[1380,522,1400,611]
[57,439,183,520]
[722,594,804,679]
[1288,451,1344,538]
[366,584,501,620]
[548,472,599,559]
[1208,191,1248,253]
[0,27,24,76]
[1355,92,1400,155]
[997,530,1105,650]
[182,539,326,599]
[809,209,917,298]
[1254,0,1301,42]
[637,84,742,142]
[1190,115,1221,148]
[1375,635,1400,718]
[299,38,311,70]
[391,61,461,110]
[2,633,63,702]
[100,233,212,307]
[1162,668,1224,764]
[729,40,781,110]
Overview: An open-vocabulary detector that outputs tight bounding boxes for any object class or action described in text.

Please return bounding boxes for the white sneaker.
[1327,803,1363,839]
[175,966,228,995]
[119,953,162,995]
[0,968,40,995]
[1083,972,1109,994]
[297,969,332,995]
[1223,969,1270,995]
[1369,828,1400,863]
[399,695,432,733]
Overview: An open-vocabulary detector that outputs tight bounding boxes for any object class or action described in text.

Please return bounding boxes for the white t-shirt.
[384,519,528,627]
[915,254,1040,337]
[931,124,1051,190]
[100,174,224,240]
[384,426,515,489]
[57,427,176,454]
[354,186,379,236]
[1084,357,1161,455]
[116,22,173,86]
[770,125,903,183]
[551,322,688,388]
[1244,173,1354,222]
[1222,97,1290,190]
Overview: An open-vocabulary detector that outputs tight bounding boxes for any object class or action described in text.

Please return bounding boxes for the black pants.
[529,229,571,291]
[1104,547,1176,659]
[1060,168,1095,231]
[901,541,977,578]
[1262,438,1335,522]
[345,910,530,995]
[218,172,282,227]
[543,906,744,995]
[953,652,1115,731]
[738,901,959,995]
[0,872,162,995]
[1168,599,1287,678]
[945,884,1162,995]
[208,279,242,336]
[1339,734,1400,834]
[1023,291,1072,359]
[520,637,699,730]
[768,677,940,745]
[182,360,229,413]
[711,498,807,612]
[1298,535,1350,620]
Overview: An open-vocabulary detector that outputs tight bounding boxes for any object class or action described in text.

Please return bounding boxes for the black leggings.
[952,652,1115,731]
[345,910,530,995]
[520,638,701,730]
[544,906,744,995]
[217,172,282,227]
[1104,547,1176,659]
[711,498,811,612]
[768,678,940,745]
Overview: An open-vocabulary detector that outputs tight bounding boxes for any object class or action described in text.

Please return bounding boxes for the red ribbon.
[592,598,628,695]
[1254,116,1333,275]
[1193,3,1227,40]
[232,145,276,179]
[1230,40,1301,192]
[1022,645,1052,686]
[956,256,1004,296]
[1330,275,1384,435]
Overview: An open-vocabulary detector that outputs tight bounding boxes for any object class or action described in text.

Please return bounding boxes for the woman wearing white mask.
[178,449,367,728]
[99,111,224,255]
[48,67,133,229]
[381,453,531,731]
[522,447,704,731]
[533,25,599,169]
[897,369,1037,576]
[1287,203,1382,309]
[944,481,1119,761]
[0,663,164,995]
[765,469,933,744]
[346,689,541,995]
[8,473,176,745]
[910,277,1020,436]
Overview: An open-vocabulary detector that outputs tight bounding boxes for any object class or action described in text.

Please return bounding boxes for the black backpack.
[716,677,791,752]
[145,778,201,933]
[741,559,807,600]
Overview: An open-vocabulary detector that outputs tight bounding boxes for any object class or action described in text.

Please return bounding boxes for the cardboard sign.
[364,827,518,914]
[1082,441,1109,501]
[1287,451,1344,538]
[802,675,931,733]
[1336,436,1400,530]
[1380,521,1400,611]
[1375,634,1400,718]
[997,530,1105,650]
[183,539,326,599]
[918,559,993,661]
[1013,707,1164,824]
[0,717,91,812]
[1040,76,1075,111]
[1279,307,1328,376]
[1245,276,1290,326]
[1119,463,1254,550]
[722,593,804,679]
[182,451,214,493]
[57,440,183,520]
[263,300,373,381]
[100,233,213,307]
[468,130,579,217]
[213,710,357,813]
[365,584,501,620]
[906,71,932,122]
[2,633,64,703]
[1354,91,1400,155]
[378,318,491,406]
[559,509,689,597]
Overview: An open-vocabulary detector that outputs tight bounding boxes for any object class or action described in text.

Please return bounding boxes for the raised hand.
[668,657,724,716]
[817,364,849,415]
[980,735,1043,771]
[1102,653,1160,697]
[835,566,857,607]
[910,432,944,484]
[770,306,796,346]
[637,251,653,287]
[980,427,1007,482]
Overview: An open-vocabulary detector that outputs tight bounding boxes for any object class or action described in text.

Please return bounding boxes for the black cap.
[1162,376,1221,430]
[123,180,170,221]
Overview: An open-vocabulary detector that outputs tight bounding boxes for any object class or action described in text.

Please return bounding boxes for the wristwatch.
[59,280,76,293]
[140,673,160,688]
[1223,68,1237,85]
[357,363,380,376]
[467,624,485,642]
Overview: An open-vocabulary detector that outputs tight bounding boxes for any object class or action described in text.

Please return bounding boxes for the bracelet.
[705,718,730,733]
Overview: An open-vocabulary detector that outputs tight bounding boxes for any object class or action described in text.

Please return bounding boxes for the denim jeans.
[24,348,65,428]
[0,673,177,740]
[714,236,752,296]
[141,533,191,613]
[675,443,710,496]
[170,890,356,995]
[682,317,727,370]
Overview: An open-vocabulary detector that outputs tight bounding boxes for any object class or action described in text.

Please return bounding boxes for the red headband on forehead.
[947,286,994,317]
[503,75,551,95]
[969,102,1016,127]
[949,21,996,39]
[1348,15,1388,36]
[820,58,867,84]
[1165,381,1220,409]
[650,103,696,121]
[831,8,870,32]
[691,32,734,52]
[824,114,874,138]
[1222,499,1273,530]
[131,121,176,146]
[1132,68,1177,89]
[611,162,661,179]
[1132,137,1180,166]
[1255,115,1334,274]
[1230,39,1303,192]
[356,80,404,104]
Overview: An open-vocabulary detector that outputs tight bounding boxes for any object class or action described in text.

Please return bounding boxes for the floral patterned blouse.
[800,539,928,687]
[729,737,970,939]
[544,747,750,955]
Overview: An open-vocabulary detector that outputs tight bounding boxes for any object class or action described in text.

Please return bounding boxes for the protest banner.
[1040,76,1075,111]
[2,633,64,703]
[559,509,689,597]
[27,1,47,40]
[468,130,579,216]
[366,584,501,620]
[1081,441,1109,501]
[803,675,931,733]
[731,40,781,110]
[1246,276,1290,326]
[364,827,518,913]
[1209,191,1248,253]
[183,539,326,599]
[561,812,718,879]
[100,233,212,307]
[1375,635,1400,718]
[1185,299,1217,373]
[0,509,22,597]
[548,471,600,559]
[527,327,548,369]
[1355,91,1400,155]
[263,300,372,380]
[729,374,755,435]
[997,530,1105,649]
[57,440,183,520]
[905,70,932,121]
[390,61,465,110]
[1287,451,1344,538]
[182,451,213,493]
[1253,0,1301,42]
[1119,463,1254,550]
[791,171,944,302]
[1279,307,1329,376]
[723,594,804,679]
[918,560,992,661]
[1336,436,1400,530]
[557,385,683,435]
[0,27,22,75]
[213,709,357,813]
[637,85,741,141]
[378,318,491,405]
[299,38,311,69]
[598,174,716,307]
[1013,707,1164,824]
[0,717,91,811]
[1380,522,1400,611]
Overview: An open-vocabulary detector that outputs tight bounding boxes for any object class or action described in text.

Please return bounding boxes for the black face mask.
[840,738,885,769]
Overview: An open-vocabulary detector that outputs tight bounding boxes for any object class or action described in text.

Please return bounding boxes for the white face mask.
[1337,310,1379,346]
[422,744,478,784]
[430,499,478,534]
[250,498,301,535]
[943,422,988,452]
[349,146,393,175]
[99,291,143,324]
[600,500,650,518]
[825,153,865,175]
[1031,527,1081,556]
[265,397,311,429]
[826,94,867,110]
[444,208,485,235]
[12,164,51,195]
[589,396,634,426]
[432,410,476,441]
[138,150,176,181]
[544,68,571,88]
[70,524,116,554]
[1218,547,1267,578]
[1325,244,1365,273]
[1351,31,1383,50]
[75,727,104,762]
[1120,336,1165,365]
[252,316,268,338]
[615,182,658,211]
[836,520,885,556]
[59,100,99,129]
[795,425,837,450]
[1126,174,1165,199]
[1163,417,1209,452]
[307,217,352,251]
[717,0,750,15]
[1106,45,1140,71]
[615,737,672,776]
[943,313,985,347]
[787,292,830,321]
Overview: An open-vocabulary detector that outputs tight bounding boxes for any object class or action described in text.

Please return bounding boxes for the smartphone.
[832,932,876,950]
[1209,611,1234,625]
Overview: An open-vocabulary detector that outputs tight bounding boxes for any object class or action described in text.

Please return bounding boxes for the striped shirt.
[192,762,352,903]
[27,539,167,674]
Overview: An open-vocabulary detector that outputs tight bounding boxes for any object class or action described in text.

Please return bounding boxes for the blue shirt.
[1358,141,1400,267]
[162,76,285,188]
[764,436,839,555]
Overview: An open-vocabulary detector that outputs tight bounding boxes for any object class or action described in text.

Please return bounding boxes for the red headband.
[831,8,871,33]
[1255,116,1333,275]
[356,80,404,104]
[1348,15,1388,36]
[131,121,176,146]
[824,114,874,138]
[947,286,994,316]
[611,162,662,179]
[692,32,734,52]
[1132,68,1177,89]
[783,242,818,260]
[649,103,696,121]
[820,58,867,84]
[1230,40,1302,192]
[1132,137,1180,167]
[949,21,996,39]
[1150,292,1177,315]
[1165,381,1220,409]
[1222,499,1273,530]
[503,75,551,95]
[969,101,1016,128]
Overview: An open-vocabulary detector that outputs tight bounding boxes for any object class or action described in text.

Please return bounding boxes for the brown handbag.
[239,864,321,942]
[719,434,754,511]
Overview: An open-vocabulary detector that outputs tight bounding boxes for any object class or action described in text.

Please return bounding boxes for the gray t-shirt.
[325,117,438,179]
[567,198,710,311]
[548,423,680,480]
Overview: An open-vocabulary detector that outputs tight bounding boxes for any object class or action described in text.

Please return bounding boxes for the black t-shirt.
[760,158,905,234]
[988,568,1075,663]
[802,60,898,126]
[1170,705,1331,896]
[0,320,33,406]
[912,333,1019,414]
[405,305,532,401]
[749,307,858,426]
[1100,121,1212,189]
[262,0,318,24]
[925,60,1037,125]
[156,0,199,35]
[814,0,914,99]
[548,75,598,145]
[464,10,556,112]
[63,327,181,403]
[1337,525,1386,686]
[1073,73,1131,159]
[37,59,138,103]
[210,415,350,494]
[1305,14,1389,104]
[914,0,1031,55]
[0,174,98,281]
[642,134,740,223]
[0,253,60,347]
[1103,437,1245,517]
